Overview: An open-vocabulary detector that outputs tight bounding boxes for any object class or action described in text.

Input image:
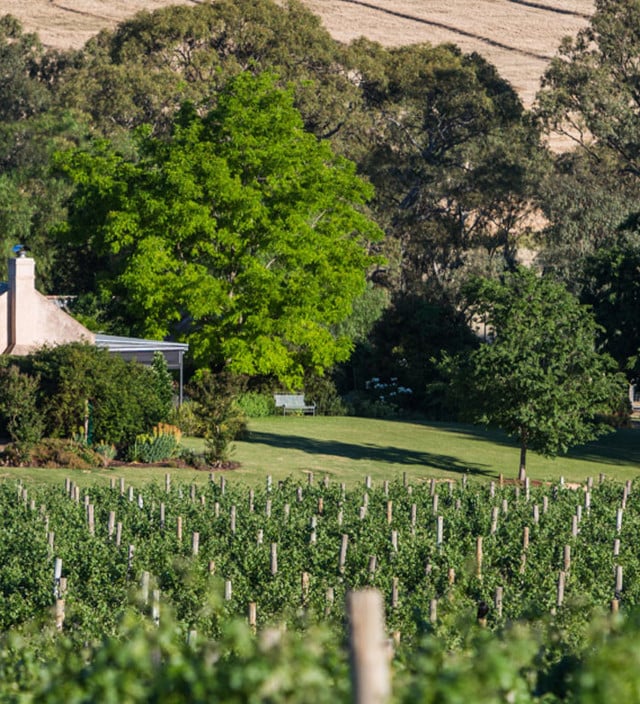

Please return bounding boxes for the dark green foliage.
[14,343,168,449]
[536,0,640,299]
[0,17,90,288]
[355,41,549,299]
[0,364,44,457]
[342,295,477,417]
[187,371,247,462]
[441,268,627,473]
[579,239,640,384]
[537,0,640,176]
[0,15,51,122]
[150,351,174,418]
[56,0,360,146]
[303,373,348,416]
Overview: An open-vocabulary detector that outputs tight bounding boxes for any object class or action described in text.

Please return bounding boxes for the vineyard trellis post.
[347,589,391,704]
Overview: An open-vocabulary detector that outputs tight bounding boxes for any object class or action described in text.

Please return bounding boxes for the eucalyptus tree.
[535,0,640,376]
[0,15,88,286]
[55,0,365,151]
[536,0,640,275]
[352,41,550,301]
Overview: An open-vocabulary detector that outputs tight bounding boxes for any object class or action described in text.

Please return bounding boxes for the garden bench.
[273,393,316,415]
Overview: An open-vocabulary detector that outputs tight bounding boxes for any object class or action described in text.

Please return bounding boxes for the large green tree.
[536,0,640,276]
[55,71,382,387]
[535,0,640,377]
[354,41,550,299]
[442,267,626,477]
[55,0,364,150]
[537,0,640,174]
[579,238,640,384]
[0,15,90,286]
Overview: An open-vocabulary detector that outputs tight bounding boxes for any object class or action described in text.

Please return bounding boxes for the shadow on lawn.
[244,431,494,477]
[399,420,640,468]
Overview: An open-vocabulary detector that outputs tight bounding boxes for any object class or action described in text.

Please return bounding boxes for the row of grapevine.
[2,471,640,700]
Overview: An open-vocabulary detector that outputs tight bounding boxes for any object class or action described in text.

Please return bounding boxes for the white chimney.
[8,255,37,353]
[3,254,94,355]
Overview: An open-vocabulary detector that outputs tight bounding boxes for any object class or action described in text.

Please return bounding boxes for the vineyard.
[2,471,640,701]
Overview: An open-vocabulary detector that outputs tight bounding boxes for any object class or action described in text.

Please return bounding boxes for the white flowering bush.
[351,377,413,417]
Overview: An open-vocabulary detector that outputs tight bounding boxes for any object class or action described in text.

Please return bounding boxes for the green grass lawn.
[2,416,638,489]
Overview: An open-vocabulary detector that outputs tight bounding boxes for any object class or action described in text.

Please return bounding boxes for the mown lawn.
[1,416,638,489]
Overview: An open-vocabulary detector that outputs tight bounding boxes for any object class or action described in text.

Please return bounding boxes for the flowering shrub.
[350,377,413,417]
[129,423,181,463]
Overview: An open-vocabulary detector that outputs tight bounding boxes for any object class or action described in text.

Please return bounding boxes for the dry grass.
[6,0,593,109]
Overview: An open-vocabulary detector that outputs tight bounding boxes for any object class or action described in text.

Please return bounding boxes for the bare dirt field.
[2,0,593,107]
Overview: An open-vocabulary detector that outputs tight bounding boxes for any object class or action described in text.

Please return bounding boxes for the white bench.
[274,393,316,415]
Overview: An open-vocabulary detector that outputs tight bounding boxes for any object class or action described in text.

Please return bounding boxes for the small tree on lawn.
[187,371,247,465]
[442,267,627,478]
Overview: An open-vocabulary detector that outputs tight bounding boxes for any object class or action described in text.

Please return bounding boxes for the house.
[0,250,188,402]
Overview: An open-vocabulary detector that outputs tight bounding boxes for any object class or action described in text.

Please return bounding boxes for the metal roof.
[95,334,188,353]
[95,334,188,371]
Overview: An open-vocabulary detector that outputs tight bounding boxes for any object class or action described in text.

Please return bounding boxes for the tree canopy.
[442,268,626,476]
[55,71,382,387]
[579,239,640,384]
[535,0,640,381]
[0,0,636,424]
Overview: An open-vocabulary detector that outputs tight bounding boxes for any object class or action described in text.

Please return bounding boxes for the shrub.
[303,373,348,416]
[237,391,276,418]
[151,351,175,417]
[167,399,204,436]
[0,365,44,460]
[129,424,181,463]
[187,371,247,463]
[17,343,169,448]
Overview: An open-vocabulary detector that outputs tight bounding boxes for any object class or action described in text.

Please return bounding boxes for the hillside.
[4,0,593,108]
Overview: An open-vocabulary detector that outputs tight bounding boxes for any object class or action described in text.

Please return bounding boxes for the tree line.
[0,0,638,466]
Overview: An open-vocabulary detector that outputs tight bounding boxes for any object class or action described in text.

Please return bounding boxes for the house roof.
[95,334,188,370]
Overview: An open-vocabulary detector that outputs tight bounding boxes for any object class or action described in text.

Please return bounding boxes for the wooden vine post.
[347,589,391,704]
[55,598,65,630]
[494,586,503,618]
[339,534,349,574]
[248,602,257,632]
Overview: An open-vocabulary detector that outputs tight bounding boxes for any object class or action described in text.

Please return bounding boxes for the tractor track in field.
[339,0,554,61]
[5,0,594,110]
